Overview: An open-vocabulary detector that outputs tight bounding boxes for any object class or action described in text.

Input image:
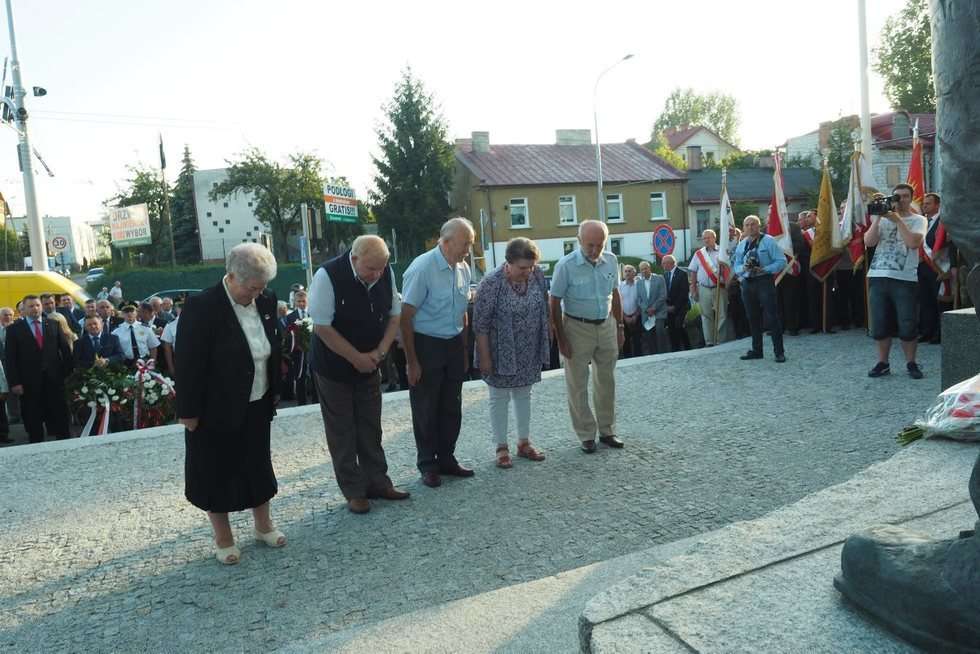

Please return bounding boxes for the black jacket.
[74,332,125,369]
[664,267,690,315]
[4,317,73,390]
[175,282,281,433]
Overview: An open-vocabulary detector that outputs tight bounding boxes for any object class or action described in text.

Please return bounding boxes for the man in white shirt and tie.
[617,265,641,358]
[112,305,161,367]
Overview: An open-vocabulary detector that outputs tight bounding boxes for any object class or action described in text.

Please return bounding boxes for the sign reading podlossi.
[324,183,359,224]
[109,204,152,247]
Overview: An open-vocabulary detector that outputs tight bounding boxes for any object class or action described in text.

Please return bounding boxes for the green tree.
[210,148,324,262]
[646,133,686,170]
[651,88,740,146]
[825,118,856,202]
[0,226,28,270]
[170,145,201,265]
[371,68,454,258]
[873,0,935,112]
[106,165,172,267]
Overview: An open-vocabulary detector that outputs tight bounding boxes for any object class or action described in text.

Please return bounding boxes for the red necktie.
[32,320,43,348]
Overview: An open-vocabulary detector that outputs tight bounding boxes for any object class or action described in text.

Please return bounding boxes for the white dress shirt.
[618,280,639,315]
[112,321,161,359]
[222,276,271,402]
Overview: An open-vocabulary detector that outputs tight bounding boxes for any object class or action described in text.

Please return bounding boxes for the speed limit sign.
[51,236,68,251]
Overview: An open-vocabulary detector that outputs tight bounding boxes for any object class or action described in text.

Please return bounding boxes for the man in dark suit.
[4,294,74,443]
[662,255,690,351]
[57,294,85,335]
[779,219,807,335]
[74,315,125,369]
[96,299,124,336]
[285,290,312,405]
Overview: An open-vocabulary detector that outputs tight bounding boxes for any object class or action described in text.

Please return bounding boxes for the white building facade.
[193,168,271,262]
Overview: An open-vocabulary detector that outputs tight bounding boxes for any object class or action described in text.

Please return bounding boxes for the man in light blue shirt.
[550,220,625,453]
[733,215,787,362]
[400,217,475,487]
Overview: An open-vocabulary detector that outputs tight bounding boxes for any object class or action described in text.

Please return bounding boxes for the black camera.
[744,250,761,270]
[868,194,899,215]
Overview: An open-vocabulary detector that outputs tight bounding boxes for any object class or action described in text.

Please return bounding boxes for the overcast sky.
[0,0,908,223]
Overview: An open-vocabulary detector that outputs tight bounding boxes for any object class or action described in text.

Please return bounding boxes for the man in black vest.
[309,235,409,514]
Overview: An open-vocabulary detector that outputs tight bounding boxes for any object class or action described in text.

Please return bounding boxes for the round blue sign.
[652,225,675,256]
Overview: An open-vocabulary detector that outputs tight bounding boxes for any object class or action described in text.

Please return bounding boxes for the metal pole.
[857,0,873,167]
[5,0,46,271]
[300,202,312,288]
[593,54,634,222]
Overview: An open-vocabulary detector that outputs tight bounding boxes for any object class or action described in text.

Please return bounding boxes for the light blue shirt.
[401,245,471,339]
[549,249,620,320]
[308,254,401,326]
[733,233,786,280]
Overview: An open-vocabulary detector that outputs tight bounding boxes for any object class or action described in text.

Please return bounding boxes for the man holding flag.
[864,184,927,379]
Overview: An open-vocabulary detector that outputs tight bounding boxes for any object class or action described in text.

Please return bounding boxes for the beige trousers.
[561,315,618,442]
[697,285,728,345]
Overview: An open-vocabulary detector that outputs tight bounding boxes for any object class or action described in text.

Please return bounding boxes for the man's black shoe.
[441,464,475,478]
[421,472,442,488]
[907,361,924,380]
[599,435,624,449]
[0,436,13,445]
[868,361,890,378]
[581,440,597,453]
[774,354,786,363]
[740,351,763,360]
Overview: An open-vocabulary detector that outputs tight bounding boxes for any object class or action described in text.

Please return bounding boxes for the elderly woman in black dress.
[177,243,285,565]
[473,237,551,468]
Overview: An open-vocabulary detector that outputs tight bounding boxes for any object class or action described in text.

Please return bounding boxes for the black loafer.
[599,435,625,449]
[581,440,597,454]
[740,351,763,360]
[774,354,786,363]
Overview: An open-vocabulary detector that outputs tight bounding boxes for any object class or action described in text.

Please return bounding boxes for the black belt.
[566,314,606,325]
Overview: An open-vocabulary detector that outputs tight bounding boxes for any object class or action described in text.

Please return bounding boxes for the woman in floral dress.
[473,238,551,468]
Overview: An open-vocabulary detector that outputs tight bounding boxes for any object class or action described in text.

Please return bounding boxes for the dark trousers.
[835,268,866,329]
[623,314,642,358]
[20,376,71,443]
[666,312,690,352]
[742,275,784,356]
[409,332,464,474]
[288,352,311,405]
[314,371,391,500]
[778,273,803,332]
[0,398,8,437]
[918,263,940,338]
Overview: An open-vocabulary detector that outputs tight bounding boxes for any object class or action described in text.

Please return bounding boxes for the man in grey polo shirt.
[400,217,476,487]
[550,220,625,453]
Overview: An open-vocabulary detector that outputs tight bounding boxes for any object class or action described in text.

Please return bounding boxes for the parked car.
[85,267,106,284]
[0,271,89,314]
[142,289,201,304]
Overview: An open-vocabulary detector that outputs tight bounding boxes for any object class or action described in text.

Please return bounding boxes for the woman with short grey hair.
[177,242,286,565]
[473,237,550,468]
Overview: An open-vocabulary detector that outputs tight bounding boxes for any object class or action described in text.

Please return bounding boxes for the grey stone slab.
[645,503,976,654]
[590,614,687,654]
[941,308,980,389]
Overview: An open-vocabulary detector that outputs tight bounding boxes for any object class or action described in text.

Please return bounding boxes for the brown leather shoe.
[368,486,410,500]
[421,472,442,488]
[347,498,370,514]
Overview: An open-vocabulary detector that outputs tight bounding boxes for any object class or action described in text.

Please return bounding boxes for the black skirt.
[184,395,278,513]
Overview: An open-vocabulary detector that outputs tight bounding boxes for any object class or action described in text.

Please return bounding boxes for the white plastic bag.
[914,372,980,442]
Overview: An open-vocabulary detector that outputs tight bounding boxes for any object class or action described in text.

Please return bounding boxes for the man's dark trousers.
[21,375,70,443]
[409,332,464,474]
[917,262,940,339]
[778,272,802,333]
[742,274,785,356]
[314,370,391,499]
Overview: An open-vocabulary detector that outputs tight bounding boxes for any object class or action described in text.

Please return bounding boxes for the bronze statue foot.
[835,523,980,653]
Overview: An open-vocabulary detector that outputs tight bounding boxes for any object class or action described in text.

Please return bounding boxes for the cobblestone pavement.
[0,332,943,652]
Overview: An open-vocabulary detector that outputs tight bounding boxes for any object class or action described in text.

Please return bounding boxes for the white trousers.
[488,384,532,446]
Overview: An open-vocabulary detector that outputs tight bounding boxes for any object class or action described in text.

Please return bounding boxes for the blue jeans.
[868,277,918,341]
[741,274,784,356]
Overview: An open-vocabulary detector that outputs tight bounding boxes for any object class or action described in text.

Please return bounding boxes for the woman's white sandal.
[254,528,286,548]
[215,544,241,565]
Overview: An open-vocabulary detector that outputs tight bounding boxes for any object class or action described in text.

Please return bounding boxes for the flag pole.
[714,168,727,345]
[857,0,873,166]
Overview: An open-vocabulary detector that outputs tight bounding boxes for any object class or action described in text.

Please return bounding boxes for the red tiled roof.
[662,124,737,151]
[455,141,685,187]
[872,112,935,148]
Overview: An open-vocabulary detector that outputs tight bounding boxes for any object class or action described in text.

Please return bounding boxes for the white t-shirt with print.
[868,213,927,282]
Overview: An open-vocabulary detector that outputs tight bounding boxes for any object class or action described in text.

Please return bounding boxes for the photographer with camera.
[733,215,787,363]
[864,183,927,379]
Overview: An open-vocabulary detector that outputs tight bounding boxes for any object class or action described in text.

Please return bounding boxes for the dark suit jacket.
[74,332,124,369]
[663,268,690,316]
[176,282,281,433]
[4,317,73,390]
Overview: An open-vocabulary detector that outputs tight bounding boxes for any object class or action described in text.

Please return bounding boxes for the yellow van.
[0,271,90,313]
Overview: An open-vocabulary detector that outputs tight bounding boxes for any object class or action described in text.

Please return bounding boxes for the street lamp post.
[4,0,47,271]
[593,54,634,222]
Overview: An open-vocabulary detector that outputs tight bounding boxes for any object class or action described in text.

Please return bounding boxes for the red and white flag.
[766,152,795,283]
[717,171,734,284]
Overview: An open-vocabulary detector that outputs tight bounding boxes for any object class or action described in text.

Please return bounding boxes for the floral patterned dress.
[473,266,550,389]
